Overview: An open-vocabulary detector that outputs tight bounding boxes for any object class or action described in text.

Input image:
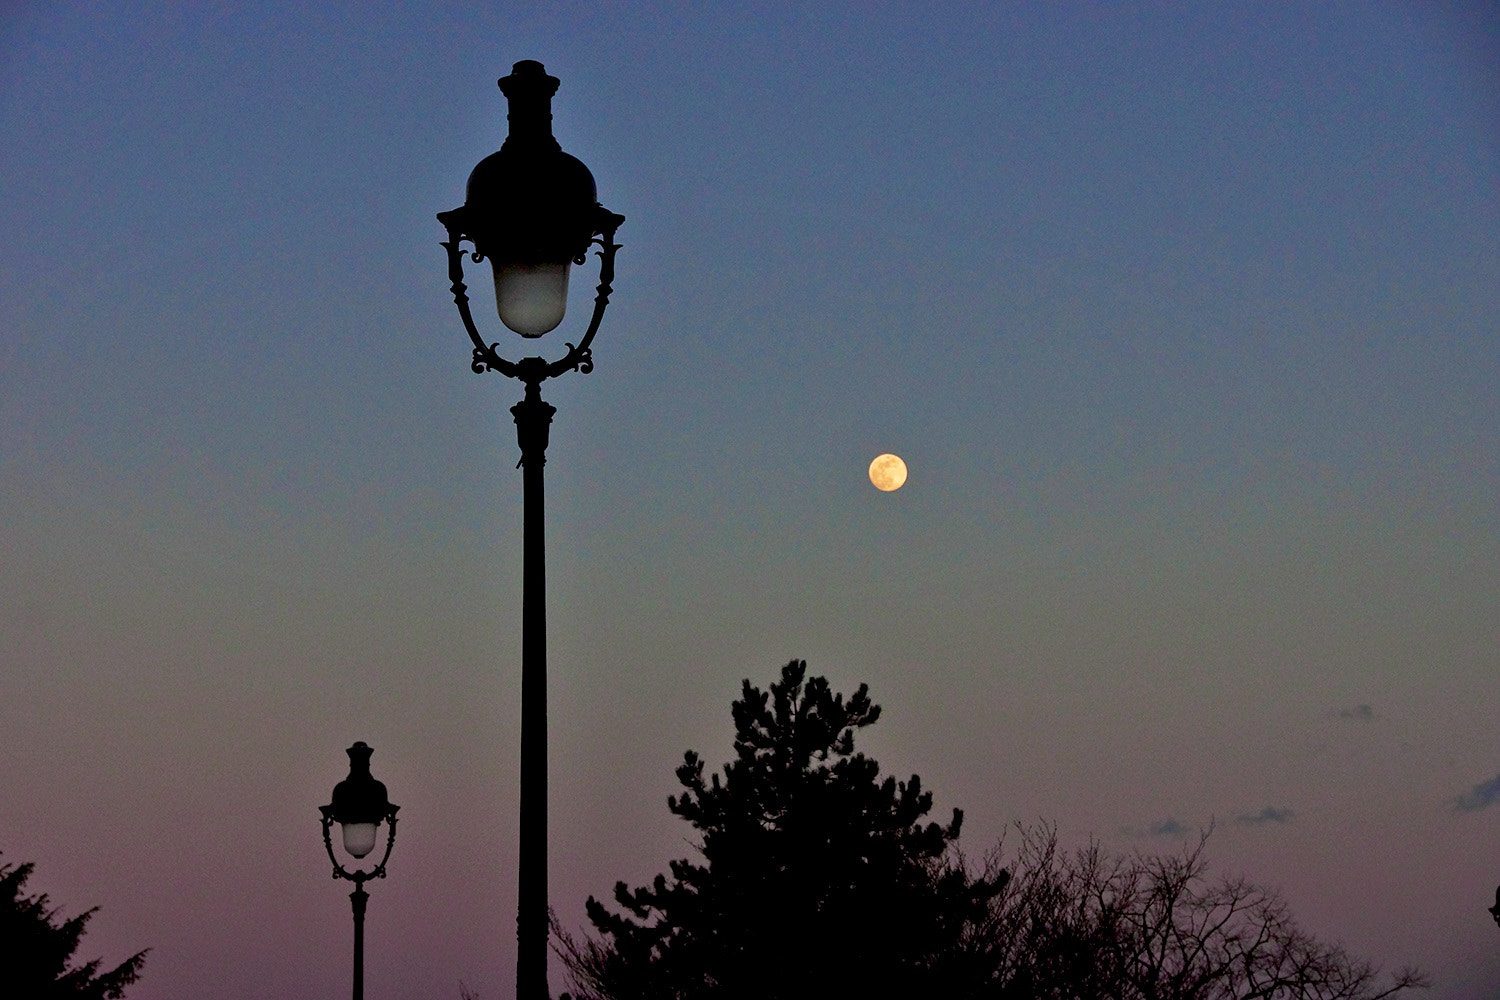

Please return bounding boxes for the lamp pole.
[515,379,552,1000]
[438,61,624,1000]
[320,741,400,1000]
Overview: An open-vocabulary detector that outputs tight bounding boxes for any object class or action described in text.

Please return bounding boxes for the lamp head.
[458,61,603,337]
[323,741,394,860]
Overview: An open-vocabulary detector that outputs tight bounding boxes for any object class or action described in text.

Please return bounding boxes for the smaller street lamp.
[320,741,399,1000]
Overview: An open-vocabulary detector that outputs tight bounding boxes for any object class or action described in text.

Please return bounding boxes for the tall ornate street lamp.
[437,60,624,1000]
[320,741,400,1000]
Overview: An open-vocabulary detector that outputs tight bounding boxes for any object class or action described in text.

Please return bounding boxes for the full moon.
[868,453,908,492]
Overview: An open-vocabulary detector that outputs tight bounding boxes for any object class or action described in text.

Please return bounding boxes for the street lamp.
[436,60,624,1000]
[320,741,399,1000]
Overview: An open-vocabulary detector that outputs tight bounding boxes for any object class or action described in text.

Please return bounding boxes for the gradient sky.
[3,3,1498,998]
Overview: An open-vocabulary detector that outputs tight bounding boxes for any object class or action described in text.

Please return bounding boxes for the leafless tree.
[968,823,1428,1000]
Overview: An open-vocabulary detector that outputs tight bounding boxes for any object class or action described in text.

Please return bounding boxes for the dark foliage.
[0,854,148,999]
[559,661,1429,1000]
[560,660,1007,999]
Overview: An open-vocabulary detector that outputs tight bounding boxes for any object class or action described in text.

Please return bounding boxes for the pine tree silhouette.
[1,854,148,999]
[562,660,1006,999]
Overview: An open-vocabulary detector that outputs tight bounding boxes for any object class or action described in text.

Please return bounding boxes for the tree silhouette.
[971,823,1429,1000]
[560,659,1007,999]
[0,854,148,999]
[560,662,1430,1000]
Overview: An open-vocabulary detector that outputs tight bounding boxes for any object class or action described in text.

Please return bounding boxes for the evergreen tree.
[561,660,1006,999]
[0,855,148,999]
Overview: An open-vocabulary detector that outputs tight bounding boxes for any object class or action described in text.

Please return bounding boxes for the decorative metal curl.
[319,805,400,887]
[438,208,624,389]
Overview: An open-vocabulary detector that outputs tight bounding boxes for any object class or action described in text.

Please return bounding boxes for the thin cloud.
[1119,817,1191,839]
[1338,704,1375,722]
[1454,774,1500,812]
[1235,806,1294,826]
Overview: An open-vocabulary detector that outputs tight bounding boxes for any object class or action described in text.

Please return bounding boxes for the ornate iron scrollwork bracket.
[319,805,400,889]
[438,207,625,390]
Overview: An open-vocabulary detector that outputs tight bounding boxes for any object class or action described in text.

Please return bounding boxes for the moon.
[868,453,908,492]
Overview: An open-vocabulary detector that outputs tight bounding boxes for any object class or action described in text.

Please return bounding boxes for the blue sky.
[2,3,1498,998]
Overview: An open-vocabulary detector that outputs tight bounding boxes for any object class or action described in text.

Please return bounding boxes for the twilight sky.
[2,2,1498,997]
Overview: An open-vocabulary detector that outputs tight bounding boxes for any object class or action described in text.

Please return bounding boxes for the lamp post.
[437,60,624,1000]
[320,741,400,1000]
